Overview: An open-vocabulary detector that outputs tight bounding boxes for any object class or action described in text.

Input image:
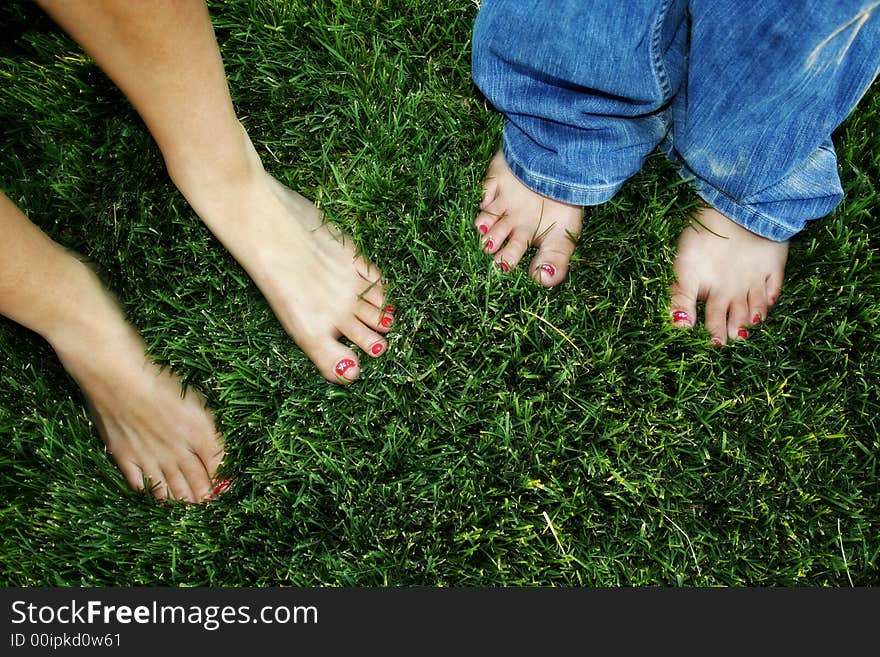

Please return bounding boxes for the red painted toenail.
[478,224,488,234]
[384,305,395,313]
[752,314,761,324]
[540,264,556,278]
[380,316,393,328]
[738,328,749,339]
[211,478,231,497]
[499,261,510,273]
[371,343,384,356]
[485,239,494,251]
[335,359,356,376]
[672,310,691,325]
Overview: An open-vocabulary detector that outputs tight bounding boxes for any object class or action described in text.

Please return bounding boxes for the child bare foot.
[48,264,226,504]
[177,131,393,385]
[669,205,789,345]
[475,151,583,287]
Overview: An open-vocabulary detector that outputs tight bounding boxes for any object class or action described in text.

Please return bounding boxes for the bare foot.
[669,205,789,345]
[178,132,394,384]
[475,150,583,287]
[48,264,226,503]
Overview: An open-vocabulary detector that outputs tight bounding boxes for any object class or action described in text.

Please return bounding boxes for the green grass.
[1,0,877,587]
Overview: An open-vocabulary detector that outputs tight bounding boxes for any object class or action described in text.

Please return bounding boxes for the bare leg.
[0,191,224,503]
[36,0,394,384]
[475,151,583,287]
[668,206,788,345]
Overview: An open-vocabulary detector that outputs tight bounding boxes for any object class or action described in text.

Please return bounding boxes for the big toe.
[301,336,362,384]
[529,236,577,288]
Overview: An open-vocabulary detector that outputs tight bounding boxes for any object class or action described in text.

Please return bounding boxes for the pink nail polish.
[671,310,691,325]
[478,224,488,234]
[499,261,510,273]
[335,359,356,376]
[737,328,749,339]
[752,314,761,325]
[371,343,384,356]
[540,264,556,278]
[380,316,393,328]
[710,337,722,346]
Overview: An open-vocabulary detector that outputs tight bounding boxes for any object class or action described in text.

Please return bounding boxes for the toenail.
[335,358,356,376]
[384,305,395,313]
[478,224,488,234]
[484,239,494,251]
[540,264,556,278]
[380,316,393,328]
[752,314,761,324]
[211,478,231,498]
[671,310,691,325]
[738,328,749,339]
[371,342,384,356]
[499,261,510,273]
[710,337,722,346]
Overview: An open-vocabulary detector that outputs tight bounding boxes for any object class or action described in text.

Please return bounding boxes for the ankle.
[165,122,266,212]
[41,262,134,361]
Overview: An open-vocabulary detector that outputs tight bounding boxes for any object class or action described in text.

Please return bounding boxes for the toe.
[703,295,729,346]
[299,332,363,384]
[206,477,232,501]
[727,297,751,341]
[179,455,215,503]
[476,208,503,236]
[495,234,530,272]
[355,276,385,305]
[481,150,506,199]
[117,459,148,497]
[354,258,385,291]
[482,218,512,255]
[165,467,198,504]
[331,354,361,384]
[480,166,501,210]
[748,282,768,328]
[766,271,784,307]
[138,464,168,501]
[481,171,500,210]
[668,279,698,330]
[528,233,578,288]
[533,261,560,286]
[339,315,387,360]
[356,298,393,332]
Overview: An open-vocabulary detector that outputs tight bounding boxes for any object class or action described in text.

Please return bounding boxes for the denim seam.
[682,165,798,240]
[739,143,838,204]
[649,0,674,101]
[502,131,622,199]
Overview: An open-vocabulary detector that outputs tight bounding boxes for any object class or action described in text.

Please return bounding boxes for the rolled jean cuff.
[677,161,845,242]
[501,132,626,207]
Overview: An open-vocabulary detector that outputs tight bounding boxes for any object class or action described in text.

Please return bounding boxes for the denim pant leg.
[471,0,688,206]
[666,0,880,241]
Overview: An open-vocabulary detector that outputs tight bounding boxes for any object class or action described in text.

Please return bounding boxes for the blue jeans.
[472,0,880,241]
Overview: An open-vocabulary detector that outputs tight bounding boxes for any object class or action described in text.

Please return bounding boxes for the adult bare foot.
[475,150,583,287]
[177,131,394,385]
[669,205,789,345]
[47,263,226,503]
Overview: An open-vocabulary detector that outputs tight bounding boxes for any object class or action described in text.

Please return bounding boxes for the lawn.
[1,0,877,587]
